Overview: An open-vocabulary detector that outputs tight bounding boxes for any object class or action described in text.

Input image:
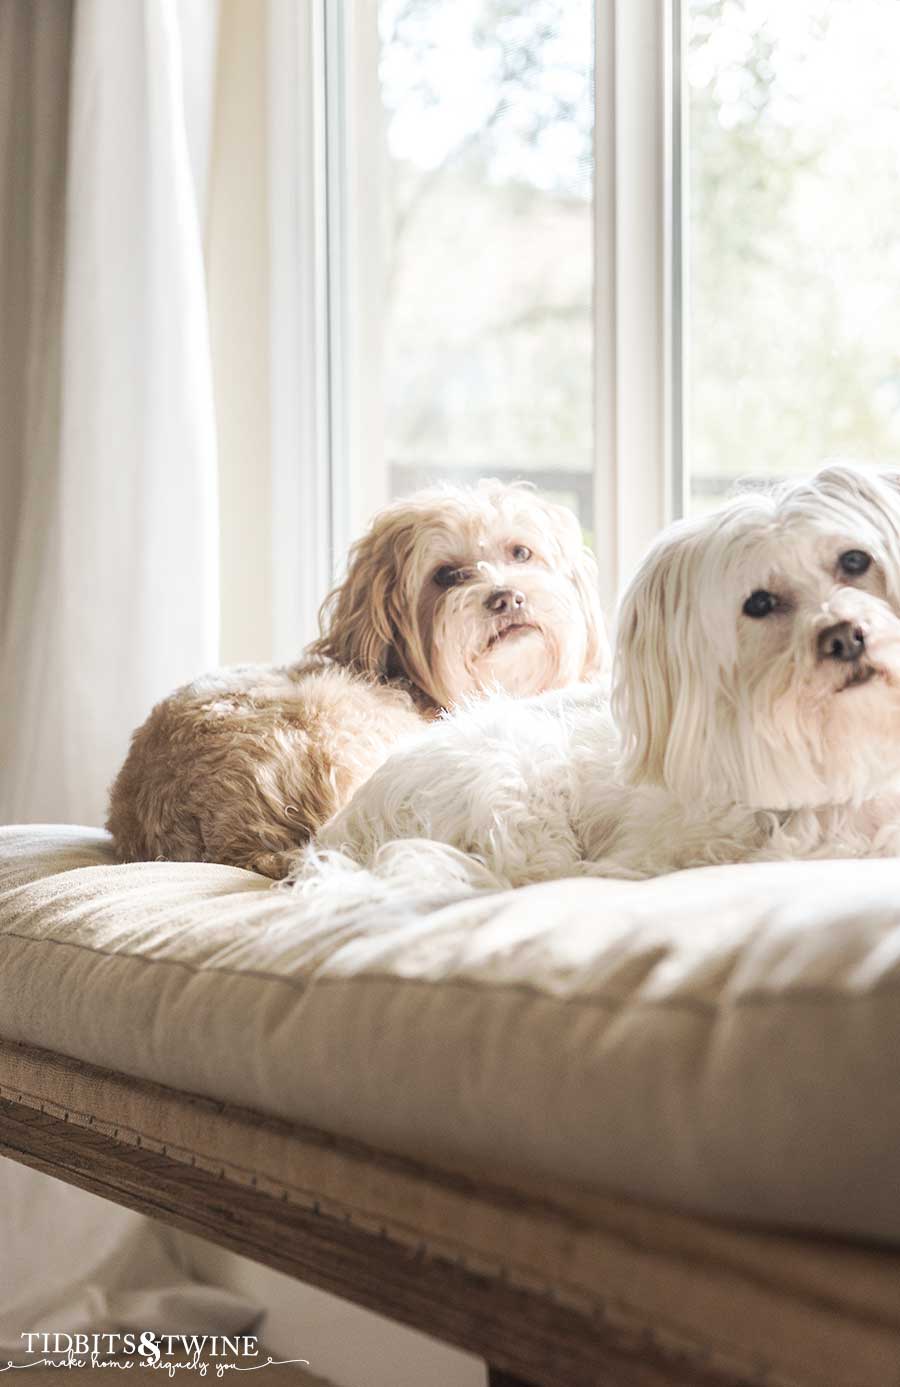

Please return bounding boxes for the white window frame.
[269,0,330,658]
[268,0,682,640]
[594,0,684,607]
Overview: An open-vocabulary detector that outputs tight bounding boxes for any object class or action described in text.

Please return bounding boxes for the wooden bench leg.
[488,1370,539,1387]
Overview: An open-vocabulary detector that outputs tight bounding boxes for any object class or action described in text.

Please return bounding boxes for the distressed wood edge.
[0,1099,755,1387]
[3,1035,895,1372]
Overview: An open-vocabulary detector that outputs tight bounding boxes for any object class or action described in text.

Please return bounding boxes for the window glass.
[687,0,900,511]
[378,0,595,533]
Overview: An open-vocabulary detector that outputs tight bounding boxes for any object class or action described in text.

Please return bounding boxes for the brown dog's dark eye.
[511,545,532,562]
[433,565,459,588]
[839,549,871,576]
[742,589,778,619]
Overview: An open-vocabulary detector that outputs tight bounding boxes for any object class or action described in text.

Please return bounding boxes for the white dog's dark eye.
[742,589,778,619]
[433,565,459,588]
[511,545,532,562]
[838,549,871,576]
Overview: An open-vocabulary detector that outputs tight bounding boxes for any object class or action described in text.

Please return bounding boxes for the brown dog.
[107,481,608,878]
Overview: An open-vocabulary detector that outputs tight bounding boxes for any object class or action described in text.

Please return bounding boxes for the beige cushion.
[1,823,899,1245]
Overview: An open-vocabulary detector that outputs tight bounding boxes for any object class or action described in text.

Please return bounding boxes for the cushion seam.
[0,928,899,1013]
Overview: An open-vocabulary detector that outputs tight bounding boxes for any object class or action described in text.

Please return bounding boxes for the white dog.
[289,463,900,907]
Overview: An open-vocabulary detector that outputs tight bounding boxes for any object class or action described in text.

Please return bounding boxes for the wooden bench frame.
[0,1073,757,1387]
[0,1097,745,1387]
[3,1038,895,1387]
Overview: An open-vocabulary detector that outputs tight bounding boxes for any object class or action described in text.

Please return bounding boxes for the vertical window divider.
[268,0,333,655]
[269,0,386,652]
[666,0,687,523]
[323,0,351,567]
[323,0,389,568]
[594,0,679,612]
[593,0,619,615]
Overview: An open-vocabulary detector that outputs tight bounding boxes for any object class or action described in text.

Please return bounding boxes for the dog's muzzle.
[817,620,865,663]
[485,587,526,615]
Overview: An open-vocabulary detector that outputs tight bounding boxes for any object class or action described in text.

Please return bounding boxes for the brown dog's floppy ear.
[309,524,400,677]
[309,504,433,691]
[569,543,610,678]
[532,495,610,678]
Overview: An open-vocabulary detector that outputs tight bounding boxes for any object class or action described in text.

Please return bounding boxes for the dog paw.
[248,849,301,880]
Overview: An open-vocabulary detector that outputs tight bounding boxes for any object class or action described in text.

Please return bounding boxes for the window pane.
[686,0,900,511]
[378,0,594,533]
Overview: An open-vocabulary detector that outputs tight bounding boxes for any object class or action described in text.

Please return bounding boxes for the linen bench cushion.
[1,825,899,1241]
[2,823,900,1386]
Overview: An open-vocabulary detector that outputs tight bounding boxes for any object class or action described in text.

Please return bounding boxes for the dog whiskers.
[839,665,877,691]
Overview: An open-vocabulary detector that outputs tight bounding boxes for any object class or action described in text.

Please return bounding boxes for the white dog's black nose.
[817,620,865,663]
[485,587,526,614]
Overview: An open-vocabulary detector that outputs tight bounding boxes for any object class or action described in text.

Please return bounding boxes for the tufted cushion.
[1,823,899,1244]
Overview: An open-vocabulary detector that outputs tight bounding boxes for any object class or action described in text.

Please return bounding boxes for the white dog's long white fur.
[288,464,900,911]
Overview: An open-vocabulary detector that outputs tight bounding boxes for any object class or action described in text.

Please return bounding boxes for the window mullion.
[594,0,676,610]
[324,0,388,570]
[269,0,333,655]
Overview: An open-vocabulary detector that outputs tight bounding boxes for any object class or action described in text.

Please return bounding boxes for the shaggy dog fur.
[289,463,900,907]
[107,481,607,877]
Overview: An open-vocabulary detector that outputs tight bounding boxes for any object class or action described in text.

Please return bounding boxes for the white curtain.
[0,0,219,829]
[0,0,258,1348]
[0,1175,258,1353]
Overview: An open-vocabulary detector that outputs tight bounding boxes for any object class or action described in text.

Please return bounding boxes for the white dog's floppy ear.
[613,519,714,794]
[613,535,678,785]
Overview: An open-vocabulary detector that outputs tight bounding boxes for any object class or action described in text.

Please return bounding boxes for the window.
[685,0,900,511]
[378,0,595,535]
[273,0,900,640]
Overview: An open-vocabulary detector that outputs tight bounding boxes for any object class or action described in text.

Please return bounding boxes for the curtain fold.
[0,1170,259,1352]
[0,0,73,711]
[0,0,219,829]
[0,0,249,1348]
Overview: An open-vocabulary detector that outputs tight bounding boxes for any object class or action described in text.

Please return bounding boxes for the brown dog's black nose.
[817,620,865,663]
[485,587,526,614]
